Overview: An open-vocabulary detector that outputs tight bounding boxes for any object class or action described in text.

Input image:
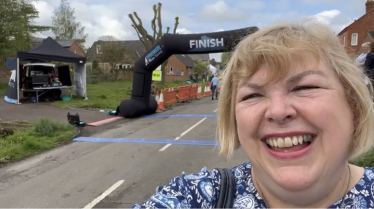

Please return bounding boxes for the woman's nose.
[264,94,297,124]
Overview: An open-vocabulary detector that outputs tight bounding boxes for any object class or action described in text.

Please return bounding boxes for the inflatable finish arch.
[118,26,259,118]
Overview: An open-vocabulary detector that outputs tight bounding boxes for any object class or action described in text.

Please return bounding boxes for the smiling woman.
[132,19,374,209]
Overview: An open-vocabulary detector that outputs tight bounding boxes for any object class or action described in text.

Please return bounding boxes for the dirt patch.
[0,120,32,137]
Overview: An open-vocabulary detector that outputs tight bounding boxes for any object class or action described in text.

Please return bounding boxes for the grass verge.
[0,118,77,165]
[0,83,7,97]
[350,149,374,167]
[54,80,133,110]
[53,80,206,110]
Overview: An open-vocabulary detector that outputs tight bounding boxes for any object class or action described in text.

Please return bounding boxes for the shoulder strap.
[215,168,236,208]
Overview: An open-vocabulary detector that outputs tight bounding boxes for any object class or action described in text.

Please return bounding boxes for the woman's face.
[235,58,354,192]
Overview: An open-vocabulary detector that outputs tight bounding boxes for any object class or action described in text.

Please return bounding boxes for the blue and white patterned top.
[132,162,374,208]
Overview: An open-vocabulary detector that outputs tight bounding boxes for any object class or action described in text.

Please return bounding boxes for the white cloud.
[32,0,195,49]
[312,10,352,33]
[313,10,341,25]
[197,0,264,22]
[32,0,136,48]
[176,28,192,34]
[30,0,363,51]
[198,1,246,22]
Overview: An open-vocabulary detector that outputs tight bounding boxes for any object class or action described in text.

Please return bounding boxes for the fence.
[154,82,211,111]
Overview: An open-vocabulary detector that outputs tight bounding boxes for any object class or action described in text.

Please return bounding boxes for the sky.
[32,0,367,61]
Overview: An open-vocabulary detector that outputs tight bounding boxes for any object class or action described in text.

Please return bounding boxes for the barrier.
[189,84,198,99]
[164,87,177,107]
[177,85,191,102]
[204,83,211,97]
[196,84,203,99]
[151,82,215,114]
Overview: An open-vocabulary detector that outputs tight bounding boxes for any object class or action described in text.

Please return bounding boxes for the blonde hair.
[217,19,374,160]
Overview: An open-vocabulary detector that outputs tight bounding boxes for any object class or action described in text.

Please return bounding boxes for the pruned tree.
[97,35,131,78]
[0,0,50,63]
[51,0,88,48]
[128,2,179,84]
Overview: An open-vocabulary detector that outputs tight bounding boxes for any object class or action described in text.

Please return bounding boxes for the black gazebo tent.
[17,37,86,63]
[10,37,87,104]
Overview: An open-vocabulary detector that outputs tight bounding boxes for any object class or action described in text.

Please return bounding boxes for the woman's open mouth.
[263,135,315,159]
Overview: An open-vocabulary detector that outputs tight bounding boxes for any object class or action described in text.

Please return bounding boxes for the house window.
[351,33,358,46]
[343,36,346,46]
[74,49,77,54]
[96,45,102,54]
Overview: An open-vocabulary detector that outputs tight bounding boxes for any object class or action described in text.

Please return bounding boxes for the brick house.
[166,54,193,76]
[31,37,86,57]
[56,40,86,57]
[338,0,374,57]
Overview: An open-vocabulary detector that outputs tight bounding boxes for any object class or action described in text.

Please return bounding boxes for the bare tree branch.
[151,5,157,39]
[156,2,162,40]
[129,13,151,48]
[128,2,180,84]
[131,24,148,48]
[173,17,179,34]
[133,12,143,28]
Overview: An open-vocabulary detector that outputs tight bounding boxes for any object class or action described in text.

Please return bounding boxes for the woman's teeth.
[265,135,313,148]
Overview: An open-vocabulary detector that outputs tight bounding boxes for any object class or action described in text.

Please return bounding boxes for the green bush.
[0,118,77,164]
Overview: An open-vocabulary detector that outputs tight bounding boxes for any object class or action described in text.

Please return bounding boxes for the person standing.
[365,42,374,81]
[210,74,219,100]
[356,42,371,86]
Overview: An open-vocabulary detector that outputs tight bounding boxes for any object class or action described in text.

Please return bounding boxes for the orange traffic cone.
[157,89,165,112]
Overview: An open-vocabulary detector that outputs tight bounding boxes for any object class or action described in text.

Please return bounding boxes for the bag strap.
[215,168,236,208]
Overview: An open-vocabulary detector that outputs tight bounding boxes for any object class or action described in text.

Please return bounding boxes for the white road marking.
[159,117,207,151]
[83,180,125,209]
[159,144,172,151]
[213,108,217,112]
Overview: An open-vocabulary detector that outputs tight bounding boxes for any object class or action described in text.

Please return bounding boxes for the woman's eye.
[293,86,319,91]
[242,93,262,101]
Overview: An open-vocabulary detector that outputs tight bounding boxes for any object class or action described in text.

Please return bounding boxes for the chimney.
[366,0,374,13]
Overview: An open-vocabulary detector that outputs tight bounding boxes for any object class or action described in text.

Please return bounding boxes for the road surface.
[0,97,249,208]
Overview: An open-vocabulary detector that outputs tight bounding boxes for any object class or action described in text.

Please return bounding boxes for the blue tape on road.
[65,107,216,118]
[143,114,217,118]
[74,137,219,146]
